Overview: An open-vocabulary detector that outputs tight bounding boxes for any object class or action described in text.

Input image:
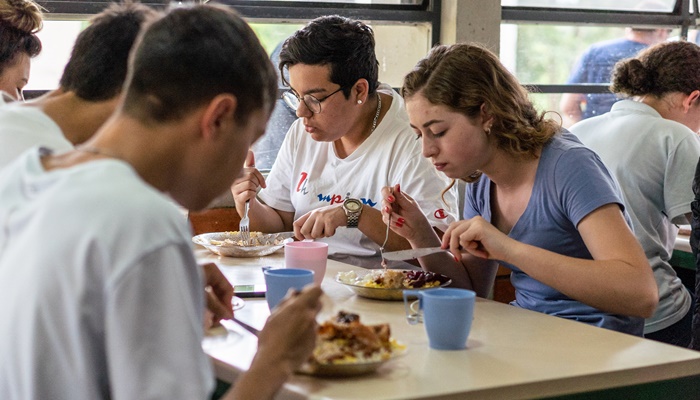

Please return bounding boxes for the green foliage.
[510,24,625,113]
[249,23,304,56]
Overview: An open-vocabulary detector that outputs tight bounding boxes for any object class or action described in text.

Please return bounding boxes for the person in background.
[0,4,321,400]
[559,26,669,128]
[231,15,457,269]
[570,41,700,347]
[0,0,42,100]
[251,41,297,170]
[559,0,670,128]
[381,43,657,335]
[0,2,156,169]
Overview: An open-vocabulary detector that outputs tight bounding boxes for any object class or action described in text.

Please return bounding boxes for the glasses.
[282,87,344,114]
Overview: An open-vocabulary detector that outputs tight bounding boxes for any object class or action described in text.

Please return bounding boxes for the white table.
[198,247,700,400]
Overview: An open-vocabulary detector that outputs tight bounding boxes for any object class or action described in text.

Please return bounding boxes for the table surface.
[197,247,700,400]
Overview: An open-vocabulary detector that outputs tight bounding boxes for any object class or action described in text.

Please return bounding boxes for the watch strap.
[347,213,359,228]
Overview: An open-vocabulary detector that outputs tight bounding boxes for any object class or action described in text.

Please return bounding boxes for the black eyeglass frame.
[282,86,345,114]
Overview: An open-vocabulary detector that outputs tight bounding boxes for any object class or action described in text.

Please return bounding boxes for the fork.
[239,200,250,245]
[379,209,391,269]
[231,316,260,337]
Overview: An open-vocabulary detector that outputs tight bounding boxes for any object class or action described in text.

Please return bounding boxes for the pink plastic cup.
[284,241,329,285]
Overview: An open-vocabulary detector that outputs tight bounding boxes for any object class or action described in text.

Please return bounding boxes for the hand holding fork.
[237,150,256,246]
[239,200,251,245]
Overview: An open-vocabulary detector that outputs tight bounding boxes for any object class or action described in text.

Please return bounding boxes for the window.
[501,0,695,126]
[33,0,439,170]
[502,0,676,12]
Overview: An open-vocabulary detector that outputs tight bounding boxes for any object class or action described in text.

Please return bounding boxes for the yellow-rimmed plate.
[336,270,451,301]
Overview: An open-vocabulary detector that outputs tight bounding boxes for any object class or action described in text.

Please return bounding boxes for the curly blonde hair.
[402,44,560,163]
[402,43,560,200]
[0,0,42,74]
[0,0,42,33]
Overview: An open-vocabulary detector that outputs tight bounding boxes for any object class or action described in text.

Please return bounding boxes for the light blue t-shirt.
[464,132,644,336]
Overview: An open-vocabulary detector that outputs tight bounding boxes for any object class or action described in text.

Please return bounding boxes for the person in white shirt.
[570,41,700,347]
[231,16,457,269]
[0,4,322,400]
[0,2,157,169]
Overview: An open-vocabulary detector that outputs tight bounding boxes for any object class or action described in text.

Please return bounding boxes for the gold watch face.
[345,199,362,212]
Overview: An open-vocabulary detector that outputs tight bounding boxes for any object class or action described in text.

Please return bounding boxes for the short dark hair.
[0,0,42,76]
[278,15,378,97]
[59,2,157,102]
[122,4,277,125]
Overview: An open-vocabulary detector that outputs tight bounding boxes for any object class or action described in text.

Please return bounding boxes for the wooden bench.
[188,207,241,236]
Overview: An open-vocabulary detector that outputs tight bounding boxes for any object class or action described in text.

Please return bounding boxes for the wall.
[441,0,501,53]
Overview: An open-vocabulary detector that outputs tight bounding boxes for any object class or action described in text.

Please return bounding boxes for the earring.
[485,128,491,135]
[357,100,363,104]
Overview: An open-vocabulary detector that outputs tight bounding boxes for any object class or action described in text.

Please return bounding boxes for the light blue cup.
[263,267,314,310]
[403,288,476,350]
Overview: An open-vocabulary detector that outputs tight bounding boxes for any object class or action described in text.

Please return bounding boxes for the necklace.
[75,145,122,160]
[371,93,382,132]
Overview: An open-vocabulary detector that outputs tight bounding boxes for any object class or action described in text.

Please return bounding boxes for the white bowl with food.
[192,231,295,257]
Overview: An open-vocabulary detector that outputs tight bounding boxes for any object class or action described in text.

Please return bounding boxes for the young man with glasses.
[231,15,457,269]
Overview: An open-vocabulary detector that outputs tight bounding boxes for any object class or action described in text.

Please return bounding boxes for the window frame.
[502,0,697,94]
[37,0,442,46]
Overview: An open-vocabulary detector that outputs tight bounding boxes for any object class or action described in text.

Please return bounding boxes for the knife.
[382,247,449,261]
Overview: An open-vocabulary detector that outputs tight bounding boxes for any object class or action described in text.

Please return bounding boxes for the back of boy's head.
[122,4,277,126]
[59,1,157,102]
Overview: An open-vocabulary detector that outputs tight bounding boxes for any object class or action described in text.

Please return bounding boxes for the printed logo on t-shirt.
[316,193,378,207]
[296,172,309,195]
[297,172,378,207]
[434,209,448,219]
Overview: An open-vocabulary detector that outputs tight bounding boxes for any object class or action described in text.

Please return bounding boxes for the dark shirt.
[689,158,700,350]
[566,38,648,119]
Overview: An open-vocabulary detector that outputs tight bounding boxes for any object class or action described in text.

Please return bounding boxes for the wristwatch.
[342,198,363,228]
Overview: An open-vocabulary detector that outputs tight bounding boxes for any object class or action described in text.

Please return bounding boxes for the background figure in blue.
[251,41,296,170]
[559,26,668,128]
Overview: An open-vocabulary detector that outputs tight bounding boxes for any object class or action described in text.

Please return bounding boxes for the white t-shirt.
[259,84,457,269]
[571,100,700,333]
[0,95,72,169]
[0,148,213,399]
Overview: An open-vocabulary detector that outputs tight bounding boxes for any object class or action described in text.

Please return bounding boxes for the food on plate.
[336,269,450,289]
[193,232,294,257]
[208,231,276,247]
[308,311,401,365]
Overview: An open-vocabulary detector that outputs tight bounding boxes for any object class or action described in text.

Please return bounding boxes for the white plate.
[232,296,245,311]
[297,359,388,377]
[297,343,406,377]
[193,231,294,257]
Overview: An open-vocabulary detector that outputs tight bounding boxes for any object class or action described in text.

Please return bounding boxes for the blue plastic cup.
[403,288,476,350]
[263,267,314,310]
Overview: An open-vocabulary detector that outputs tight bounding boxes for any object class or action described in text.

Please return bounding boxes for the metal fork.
[380,210,391,269]
[239,200,250,245]
[231,316,260,337]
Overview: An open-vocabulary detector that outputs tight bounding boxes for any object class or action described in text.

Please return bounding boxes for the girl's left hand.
[443,216,512,261]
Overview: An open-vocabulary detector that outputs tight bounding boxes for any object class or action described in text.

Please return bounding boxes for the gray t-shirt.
[572,100,700,333]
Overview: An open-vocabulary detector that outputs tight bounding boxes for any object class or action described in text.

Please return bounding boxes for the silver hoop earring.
[357,100,363,104]
[485,128,491,135]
